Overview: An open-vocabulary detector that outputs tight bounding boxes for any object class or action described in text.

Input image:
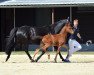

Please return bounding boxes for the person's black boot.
[64,59,71,63]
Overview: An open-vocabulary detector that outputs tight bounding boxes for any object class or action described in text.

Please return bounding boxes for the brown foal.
[33,22,74,62]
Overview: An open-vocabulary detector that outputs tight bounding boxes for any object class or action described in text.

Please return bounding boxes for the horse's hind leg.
[6,51,11,62]
[59,52,65,61]
[5,43,16,62]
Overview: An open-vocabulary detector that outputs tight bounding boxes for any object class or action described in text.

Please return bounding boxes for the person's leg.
[65,40,82,62]
[65,39,74,62]
[72,40,82,52]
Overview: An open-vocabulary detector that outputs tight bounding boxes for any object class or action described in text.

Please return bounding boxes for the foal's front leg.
[54,46,64,61]
[54,46,61,63]
[46,51,50,60]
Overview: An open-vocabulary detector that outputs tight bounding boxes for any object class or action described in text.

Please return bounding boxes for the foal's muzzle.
[71,31,74,34]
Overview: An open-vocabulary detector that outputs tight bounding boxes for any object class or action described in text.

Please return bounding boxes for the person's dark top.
[69,26,79,40]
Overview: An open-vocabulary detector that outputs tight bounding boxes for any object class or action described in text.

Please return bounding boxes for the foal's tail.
[5,27,18,55]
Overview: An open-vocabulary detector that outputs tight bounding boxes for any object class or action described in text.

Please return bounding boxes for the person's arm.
[77,33,81,39]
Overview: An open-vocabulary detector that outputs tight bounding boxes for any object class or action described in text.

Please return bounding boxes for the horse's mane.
[18,19,68,34]
[32,19,67,28]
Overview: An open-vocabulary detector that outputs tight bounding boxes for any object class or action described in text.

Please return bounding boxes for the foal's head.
[61,22,74,34]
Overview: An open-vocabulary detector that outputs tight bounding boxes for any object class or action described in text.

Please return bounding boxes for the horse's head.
[63,22,74,34]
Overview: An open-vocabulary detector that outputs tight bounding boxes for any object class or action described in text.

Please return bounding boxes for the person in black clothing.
[64,19,82,62]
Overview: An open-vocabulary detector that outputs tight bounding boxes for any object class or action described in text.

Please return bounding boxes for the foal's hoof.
[54,59,57,63]
[48,54,50,60]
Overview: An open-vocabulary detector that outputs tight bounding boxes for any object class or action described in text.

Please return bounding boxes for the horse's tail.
[5,27,18,55]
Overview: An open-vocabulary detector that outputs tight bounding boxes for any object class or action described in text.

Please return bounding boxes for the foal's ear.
[66,22,70,26]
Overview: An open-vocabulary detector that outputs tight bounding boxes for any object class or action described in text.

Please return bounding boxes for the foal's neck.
[60,27,68,38]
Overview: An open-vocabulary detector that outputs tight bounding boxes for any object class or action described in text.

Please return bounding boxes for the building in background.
[0,0,94,51]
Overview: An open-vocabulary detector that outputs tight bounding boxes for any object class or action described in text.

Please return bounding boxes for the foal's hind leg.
[35,44,50,62]
[34,49,50,61]
[35,50,45,62]
[33,48,40,60]
[54,46,61,63]
[33,42,44,60]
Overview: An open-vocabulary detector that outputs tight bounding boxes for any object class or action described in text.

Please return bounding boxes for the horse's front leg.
[25,50,34,62]
[58,44,69,61]
[59,51,65,61]
[54,46,61,63]
[23,44,34,62]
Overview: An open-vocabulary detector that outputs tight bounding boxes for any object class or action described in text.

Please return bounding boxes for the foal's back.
[42,33,65,46]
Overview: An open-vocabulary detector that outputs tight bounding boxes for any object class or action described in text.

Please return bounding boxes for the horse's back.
[34,26,51,36]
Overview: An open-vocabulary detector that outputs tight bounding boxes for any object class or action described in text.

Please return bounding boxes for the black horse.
[5,18,68,62]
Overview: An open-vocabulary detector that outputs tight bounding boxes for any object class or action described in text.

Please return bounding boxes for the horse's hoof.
[62,59,65,61]
[31,59,35,62]
[35,59,38,62]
